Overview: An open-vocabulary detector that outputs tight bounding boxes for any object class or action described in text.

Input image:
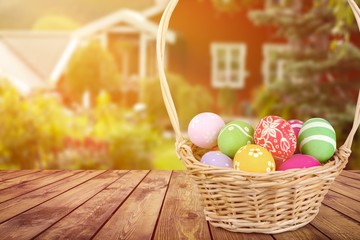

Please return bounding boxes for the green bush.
[63,40,121,103]
[0,81,161,169]
[144,74,214,131]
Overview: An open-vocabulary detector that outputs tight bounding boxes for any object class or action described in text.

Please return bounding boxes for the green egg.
[217,120,254,158]
[298,118,336,163]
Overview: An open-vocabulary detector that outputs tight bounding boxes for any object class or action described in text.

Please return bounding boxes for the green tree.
[248,0,360,169]
[63,40,121,104]
[144,74,214,131]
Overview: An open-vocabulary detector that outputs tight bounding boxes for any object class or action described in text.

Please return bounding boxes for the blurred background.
[0,0,360,170]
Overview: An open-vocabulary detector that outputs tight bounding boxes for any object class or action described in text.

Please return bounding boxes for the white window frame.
[211,43,248,89]
[262,43,289,86]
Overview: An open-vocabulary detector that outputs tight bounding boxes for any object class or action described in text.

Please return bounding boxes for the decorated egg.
[188,112,225,149]
[200,151,233,168]
[279,154,321,171]
[288,119,303,138]
[217,120,254,158]
[233,144,275,173]
[298,118,336,163]
[254,116,296,168]
[288,119,303,152]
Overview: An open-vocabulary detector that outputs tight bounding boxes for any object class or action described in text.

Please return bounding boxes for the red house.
[163,0,285,115]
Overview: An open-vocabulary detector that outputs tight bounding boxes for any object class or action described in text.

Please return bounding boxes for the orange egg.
[234,144,276,173]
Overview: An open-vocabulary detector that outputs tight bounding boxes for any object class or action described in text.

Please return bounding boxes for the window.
[262,44,289,85]
[211,43,248,89]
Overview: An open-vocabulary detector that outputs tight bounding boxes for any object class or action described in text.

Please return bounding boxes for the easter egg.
[298,118,336,163]
[288,119,303,152]
[233,144,275,173]
[188,112,225,149]
[254,116,297,168]
[279,154,321,171]
[288,119,303,138]
[217,120,254,158]
[200,151,233,168]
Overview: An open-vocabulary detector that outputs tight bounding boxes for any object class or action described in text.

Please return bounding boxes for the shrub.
[144,74,214,131]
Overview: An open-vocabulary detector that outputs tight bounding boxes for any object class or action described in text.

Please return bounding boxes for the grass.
[153,139,186,170]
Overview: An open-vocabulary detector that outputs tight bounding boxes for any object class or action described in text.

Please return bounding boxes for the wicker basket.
[156,0,360,234]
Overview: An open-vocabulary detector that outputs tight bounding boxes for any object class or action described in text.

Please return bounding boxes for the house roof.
[0,2,175,94]
[74,9,176,42]
[0,32,70,94]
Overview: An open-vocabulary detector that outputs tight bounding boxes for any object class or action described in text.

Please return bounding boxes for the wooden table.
[0,170,359,240]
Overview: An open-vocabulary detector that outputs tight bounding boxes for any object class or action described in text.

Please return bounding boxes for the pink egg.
[188,112,225,149]
[288,119,303,153]
[279,154,321,171]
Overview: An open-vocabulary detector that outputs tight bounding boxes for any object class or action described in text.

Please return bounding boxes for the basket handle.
[343,90,360,150]
[156,0,360,145]
[156,0,182,142]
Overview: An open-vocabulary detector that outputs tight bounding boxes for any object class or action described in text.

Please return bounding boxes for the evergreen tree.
[248,0,360,168]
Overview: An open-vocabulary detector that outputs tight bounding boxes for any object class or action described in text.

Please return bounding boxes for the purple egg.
[200,151,233,168]
[279,154,321,171]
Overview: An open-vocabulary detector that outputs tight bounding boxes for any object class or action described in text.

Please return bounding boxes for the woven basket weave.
[156,0,360,234]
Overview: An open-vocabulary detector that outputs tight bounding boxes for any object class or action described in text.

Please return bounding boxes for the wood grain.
[323,190,360,222]
[209,224,274,240]
[273,224,330,240]
[93,170,171,240]
[0,170,62,191]
[0,170,15,176]
[335,175,360,189]
[0,170,81,203]
[330,181,360,201]
[36,170,148,240]
[310,204,360,240]
[0,170,103,223]
[0,170,41,182]
[0,170,122,239]
[340,171,360,180]
[153,171,212,240]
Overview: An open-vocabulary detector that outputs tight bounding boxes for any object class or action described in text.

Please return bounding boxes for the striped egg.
[217,120,254,158]
[298,118,336,163]
[288,119,303,152]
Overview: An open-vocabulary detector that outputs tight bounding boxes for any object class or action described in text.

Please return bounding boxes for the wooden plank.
[93,170,171,240]
[0,170,41,182]
[310,204,360,240]
[0,170,104,224]
[323,190,360,222]
[209,224,274,240]
[335,175,360,189]
[36,170,149,240]
[0,170,61,191]
[0,170,123,239]
[153,171,212,240]
[340,171,360,180]
[0,170,15,176]
[0,170,82,203]
[330,181,360,202]
[272,224,330,240]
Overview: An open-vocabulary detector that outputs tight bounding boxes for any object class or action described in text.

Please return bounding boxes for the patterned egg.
[298,118,336,163]
[218,120,254,158]
[188,112,225,149]
[288,119,303,152]
[233,144,275,173]
[200,151,233,168]
[254,116,296,168]
[279,154,321,171]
